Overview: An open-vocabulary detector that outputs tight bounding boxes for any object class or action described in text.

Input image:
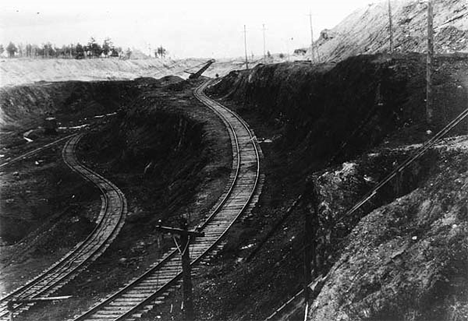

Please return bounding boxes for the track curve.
[0,134,127,320]
[71,80,263,321]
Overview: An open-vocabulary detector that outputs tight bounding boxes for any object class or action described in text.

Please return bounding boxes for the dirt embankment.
[0,57,256,89]
[192,54,468,320]
[308,0,468,62]
[212,54,468,164]
[0,81,139,149]
[0,59,194,88]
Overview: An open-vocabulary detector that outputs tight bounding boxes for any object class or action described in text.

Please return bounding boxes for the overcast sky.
[0,0,377,58]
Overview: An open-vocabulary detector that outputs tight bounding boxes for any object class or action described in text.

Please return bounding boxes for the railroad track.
[0,133,127,320]
[0,134,76,169]
[70,80,263,321]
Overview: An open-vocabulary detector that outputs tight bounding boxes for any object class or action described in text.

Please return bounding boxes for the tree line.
[0,37,168,59]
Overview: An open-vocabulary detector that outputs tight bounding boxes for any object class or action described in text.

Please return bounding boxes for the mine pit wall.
[212,54,468,319]
[210,54,468,235]
[0,81,139,140]
[212,56,413,159]
[79,91,210,226]
[212,54,468,164]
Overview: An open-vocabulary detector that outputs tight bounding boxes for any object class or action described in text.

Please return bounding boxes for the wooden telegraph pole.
[426,0,434,124]
[156,219,204,321]
[244,25,249,70]
[303,180,318,321]
[426,0,434,125]
[263,24,267,63]
[303,205,313,320]
[309,12,316,63]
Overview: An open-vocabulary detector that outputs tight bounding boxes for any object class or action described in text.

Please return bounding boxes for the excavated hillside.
[0,57,258,88]
[179,53,468,321]
[307,0,468,62]
[0,59,191,87]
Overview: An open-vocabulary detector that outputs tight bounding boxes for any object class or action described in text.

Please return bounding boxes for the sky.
[0,0,377,59]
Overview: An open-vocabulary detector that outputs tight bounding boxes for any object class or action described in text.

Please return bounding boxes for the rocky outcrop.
[309,146,468,320]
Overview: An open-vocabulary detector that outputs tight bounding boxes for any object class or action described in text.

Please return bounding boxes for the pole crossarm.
[155,220,203,321]
[155,225,205,238]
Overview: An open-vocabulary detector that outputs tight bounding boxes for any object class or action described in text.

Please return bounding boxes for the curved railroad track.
[0,134,127,320]
[71,80,263,321]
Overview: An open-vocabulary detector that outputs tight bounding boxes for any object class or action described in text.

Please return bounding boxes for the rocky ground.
[1,51,468,321]
[2,1,468,319]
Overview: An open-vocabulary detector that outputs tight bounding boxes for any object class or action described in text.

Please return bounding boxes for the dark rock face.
[310,150,468,321]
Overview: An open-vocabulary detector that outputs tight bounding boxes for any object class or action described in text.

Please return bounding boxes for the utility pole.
[303,180,318,321]
[426,0,434,125]
[309,11,316,63]
[304,206,312,320]
[156,219,204,321]
[388,0,394,54]
[262,24,267,63]
[244,25,249,70]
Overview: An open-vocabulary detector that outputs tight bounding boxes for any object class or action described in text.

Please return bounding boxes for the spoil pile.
[303,0,468,62]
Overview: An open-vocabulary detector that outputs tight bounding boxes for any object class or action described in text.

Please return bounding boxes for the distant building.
[294,48,308,55]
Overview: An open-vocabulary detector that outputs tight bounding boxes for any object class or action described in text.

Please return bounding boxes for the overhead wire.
[340,106,468,222]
